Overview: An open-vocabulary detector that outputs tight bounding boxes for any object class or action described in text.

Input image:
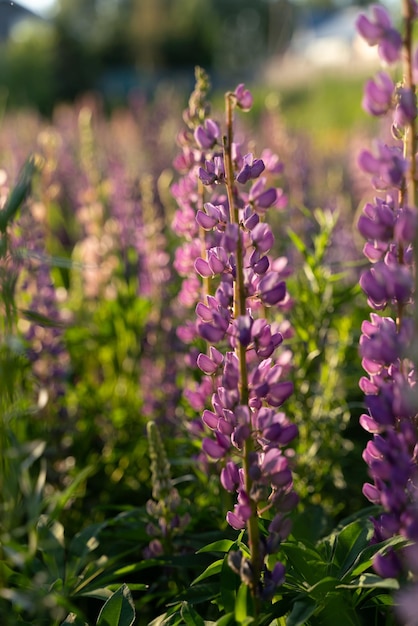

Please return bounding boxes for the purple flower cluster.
[11,201,71,417]
[356,3,418,579]
[171,75,297,602]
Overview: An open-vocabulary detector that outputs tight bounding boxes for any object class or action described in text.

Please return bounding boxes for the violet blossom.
[356,2,418,581]
[171,79,298,599]
[171,72,296,606]
[356,4,402,64]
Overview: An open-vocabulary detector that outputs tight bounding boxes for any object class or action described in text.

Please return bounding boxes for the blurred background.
[0,0,383,115]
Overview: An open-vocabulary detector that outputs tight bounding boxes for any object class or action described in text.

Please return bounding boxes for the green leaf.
[305,576,339,598]
[0,156,38,232]
[96,584,135,626]
[318,592,363,626]
[364,593,394,607]
[180,601,205,626]
[215,614,235,626]
[282,541,327,586]
[234,583,253,625]
[60,613,88,626]
[20,309,67,328]
[197,540,235,554]
[49,465,96,519]
[77,588,113,601]
[287,229,307,257]
[220,553,239,613]
[331,520,374,577]
[286,599,316,626]
[191,559,223,586]
[169,582,220,605]
[291,505,328,545]
[337,574,400,590]
[36,515,65,581]
[66,520,109,586]
[348,534,409,578]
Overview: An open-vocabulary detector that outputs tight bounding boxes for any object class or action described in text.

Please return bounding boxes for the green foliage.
[0,68,409,625]
[95,584,136,626]
[154,510,401,626]
[278,75,375,150]
[0,414,143,625]
[0,23,57,114]
[283,207,367,521]
[279,508,403,626]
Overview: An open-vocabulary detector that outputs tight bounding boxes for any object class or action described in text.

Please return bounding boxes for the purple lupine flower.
[197,347,224,375]
[196,295,231,342]
[358,143,408,189]
[258,272,287,306]
[250,222,275,253]
[396,583,418,625]
[394,87,418,127]
[359,260,413,309]
[234,83,253,111]
[249,177,278,211]
[362,72,395,116]
[260,148,285,175]
[236,154,265,184]
[203,246,230,276]
[357,198,395,241]
[243,205,260,230]
[194,119,220,149]
[249,249,270,275]
[199,155,225,185]
[357,4,418,584]
[394,206,418,244]
[356,4,402,64]
[196,202,227,230]
[202,432,230,459]
[171,79,298,602]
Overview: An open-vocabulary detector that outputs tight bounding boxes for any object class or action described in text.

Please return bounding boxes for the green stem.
[401,0,418,426]
[223,92,261,616]
[402,0,417,205]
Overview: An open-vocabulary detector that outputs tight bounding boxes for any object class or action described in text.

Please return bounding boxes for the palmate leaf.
[331,519,374,577]
[96,584,135,626]
[281,541,328,587]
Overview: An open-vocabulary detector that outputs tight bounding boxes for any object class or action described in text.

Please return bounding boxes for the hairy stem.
[402,0,418,360]
[223,93,261,612]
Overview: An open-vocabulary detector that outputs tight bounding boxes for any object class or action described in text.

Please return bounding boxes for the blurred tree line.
[0,0,371,114]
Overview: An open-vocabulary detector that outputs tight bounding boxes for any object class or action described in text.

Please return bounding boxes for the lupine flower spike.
[172,77,297,616]
[356,0,418,583]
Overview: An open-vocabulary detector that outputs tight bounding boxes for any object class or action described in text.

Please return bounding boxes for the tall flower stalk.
[356,1,418,579]
[172,79,297,616]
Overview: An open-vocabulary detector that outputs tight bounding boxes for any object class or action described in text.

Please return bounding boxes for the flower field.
[1,3,418,625]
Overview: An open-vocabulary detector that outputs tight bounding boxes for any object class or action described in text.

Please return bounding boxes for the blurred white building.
[290,5,378,67]
[0,0,42,41]
[264,5,380,85]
